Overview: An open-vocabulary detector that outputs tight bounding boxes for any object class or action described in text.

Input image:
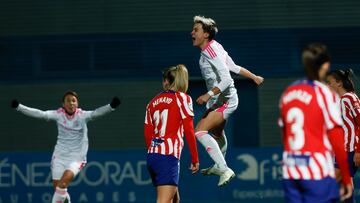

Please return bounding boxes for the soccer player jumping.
[191,15,264,187]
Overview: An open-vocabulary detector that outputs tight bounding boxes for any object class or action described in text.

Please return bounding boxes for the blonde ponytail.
[162,64,189,93]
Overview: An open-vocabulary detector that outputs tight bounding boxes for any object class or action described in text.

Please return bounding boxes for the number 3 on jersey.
[153,109,169,137]
[287,107,305,150]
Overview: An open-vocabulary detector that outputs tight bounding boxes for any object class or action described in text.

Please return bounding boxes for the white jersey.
[199,40,241,108]
[17,104,114,161]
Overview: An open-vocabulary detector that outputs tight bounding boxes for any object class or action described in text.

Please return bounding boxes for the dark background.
[1,0,360,151]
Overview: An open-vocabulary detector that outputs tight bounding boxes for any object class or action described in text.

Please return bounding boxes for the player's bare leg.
[157,185,177,203]
[53,180,60,189]
[172,189,180,203]
[211,122,227,157]
[195,111,235,186]
[52,170,74,203]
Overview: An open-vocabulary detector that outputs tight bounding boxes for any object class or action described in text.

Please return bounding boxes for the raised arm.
[12,99,57,121]
[226,54,264,85]
[239,68,264,85]
[85,97,120,121]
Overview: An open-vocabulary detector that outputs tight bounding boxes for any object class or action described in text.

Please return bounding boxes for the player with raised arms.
[191,15,264,186]
[11,91,120,203]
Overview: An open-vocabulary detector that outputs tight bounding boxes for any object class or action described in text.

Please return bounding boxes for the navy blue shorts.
[334,151,359,177]
[283,177,339,203]
[146,153,180,187]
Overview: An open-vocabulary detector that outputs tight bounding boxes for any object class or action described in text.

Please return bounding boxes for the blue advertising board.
[2,147,354,203]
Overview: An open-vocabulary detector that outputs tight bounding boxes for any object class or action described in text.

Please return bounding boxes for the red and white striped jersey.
[144,90,194,159]
[340,92,360,152]
[279,80,343,180]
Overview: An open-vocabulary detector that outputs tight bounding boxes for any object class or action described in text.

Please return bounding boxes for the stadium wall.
[3,148,360,203]
[0,78,259,151]
[1,28,360,82]
[1,0,360,36]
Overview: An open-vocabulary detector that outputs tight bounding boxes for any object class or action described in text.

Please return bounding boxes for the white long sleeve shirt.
[17,104,114,161]
[200,40,241,108]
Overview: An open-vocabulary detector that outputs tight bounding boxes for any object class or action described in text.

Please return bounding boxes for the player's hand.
[189,162,199,174]
[110,97,121,109]
[196,94,211,105]
[254,76,264,85]
[339,183,353,201]
[354,152,360,166]
[11,99,19,109]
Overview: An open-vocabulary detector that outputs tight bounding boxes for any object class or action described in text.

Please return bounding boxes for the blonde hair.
[162,64,189,93]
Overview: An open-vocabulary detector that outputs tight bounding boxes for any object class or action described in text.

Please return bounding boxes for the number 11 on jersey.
[153,109,169,137]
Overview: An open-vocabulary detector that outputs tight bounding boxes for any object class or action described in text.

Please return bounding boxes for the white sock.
[196,131,227,170]
[215,131,227,158]
[52,187,67,203]
[66,192,71,203]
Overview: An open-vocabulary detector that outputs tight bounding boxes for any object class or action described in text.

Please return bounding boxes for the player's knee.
[52,181,59,189]
[195,131,208,140]
[195,119,208,132]
[194,124,204,132]
[58,181,69,189]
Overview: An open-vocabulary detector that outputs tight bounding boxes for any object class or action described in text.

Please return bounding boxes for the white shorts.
[51,156,87,180]
[208,96,238,120]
